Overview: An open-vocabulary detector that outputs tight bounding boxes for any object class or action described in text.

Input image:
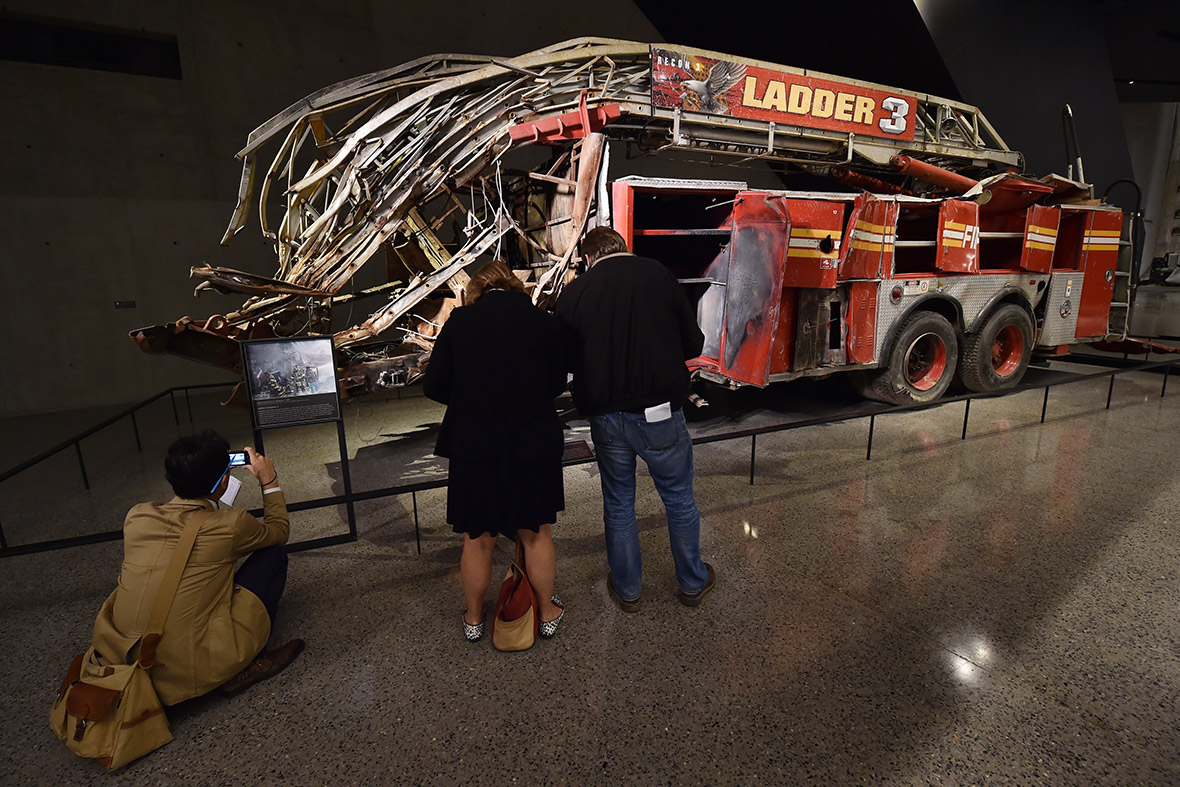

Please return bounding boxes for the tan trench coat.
[90,491,289,705]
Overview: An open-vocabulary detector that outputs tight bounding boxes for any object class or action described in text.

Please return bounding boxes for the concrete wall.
[915,0,1134,192]
[0,1,661,416]
[1120,103,1178,269]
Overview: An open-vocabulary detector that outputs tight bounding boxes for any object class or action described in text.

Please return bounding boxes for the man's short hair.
[579,227,629,265]
[165,429,230,499]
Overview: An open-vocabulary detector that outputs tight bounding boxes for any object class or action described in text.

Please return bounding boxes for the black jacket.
[423,290,566,461]
[555,253,704,416]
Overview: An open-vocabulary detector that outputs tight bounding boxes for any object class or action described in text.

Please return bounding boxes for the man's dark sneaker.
[678,563,716,607]
[221,639,305,697]
[607,575,642,613]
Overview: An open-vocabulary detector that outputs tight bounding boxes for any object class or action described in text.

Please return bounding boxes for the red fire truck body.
[611,176,1129,404]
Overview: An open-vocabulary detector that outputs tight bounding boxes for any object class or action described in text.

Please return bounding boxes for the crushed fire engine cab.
[131,38,1140,406]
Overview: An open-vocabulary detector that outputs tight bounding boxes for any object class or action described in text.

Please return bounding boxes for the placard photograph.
[242,336,341,428]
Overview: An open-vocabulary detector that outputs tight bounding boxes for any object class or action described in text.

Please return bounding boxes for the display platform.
[1129,284,1180,339]
[325,365,1086,492]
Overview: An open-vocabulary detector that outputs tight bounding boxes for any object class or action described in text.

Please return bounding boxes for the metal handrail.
[1,356,1175,558]
[0,381,237,485]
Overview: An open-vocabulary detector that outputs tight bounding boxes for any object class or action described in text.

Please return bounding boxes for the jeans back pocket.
[639,415,679,451]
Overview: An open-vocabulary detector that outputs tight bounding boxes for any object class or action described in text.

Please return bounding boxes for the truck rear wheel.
[959,304,1034,392]
[858,311,958,405]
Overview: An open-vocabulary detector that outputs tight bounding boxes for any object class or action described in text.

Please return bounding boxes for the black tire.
[857,311,959,405]
[959,304,1034,393]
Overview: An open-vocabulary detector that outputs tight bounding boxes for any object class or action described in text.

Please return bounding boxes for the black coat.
[555,253,705,416]
[423,290,566,461]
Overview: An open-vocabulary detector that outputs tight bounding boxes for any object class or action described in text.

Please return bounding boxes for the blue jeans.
[589,409,708,599]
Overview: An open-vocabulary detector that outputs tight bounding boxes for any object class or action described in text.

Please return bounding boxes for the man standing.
[556,227,715,611]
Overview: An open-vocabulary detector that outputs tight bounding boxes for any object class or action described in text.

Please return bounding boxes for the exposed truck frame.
[129,39,1147,405]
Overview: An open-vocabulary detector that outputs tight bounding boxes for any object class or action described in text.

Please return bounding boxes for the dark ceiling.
[1099,0,1180,102]
[635,0,1180,104]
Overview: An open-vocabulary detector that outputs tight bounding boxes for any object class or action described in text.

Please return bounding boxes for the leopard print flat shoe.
[463,616,485,642]
[539,596,564,639]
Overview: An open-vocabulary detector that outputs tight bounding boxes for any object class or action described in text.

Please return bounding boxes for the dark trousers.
[234,546,288,626]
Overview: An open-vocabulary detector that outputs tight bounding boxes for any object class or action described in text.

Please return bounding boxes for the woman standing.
[423,259,566,641]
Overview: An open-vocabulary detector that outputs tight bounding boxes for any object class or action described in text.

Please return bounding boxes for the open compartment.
[892,203,939,275]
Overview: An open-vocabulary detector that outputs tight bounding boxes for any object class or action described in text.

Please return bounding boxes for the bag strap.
[138,507,207,667]
[493,537,527,577]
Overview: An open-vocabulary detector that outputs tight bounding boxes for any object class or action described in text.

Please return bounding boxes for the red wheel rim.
[991,324,1024,377]
[904,332,948,391]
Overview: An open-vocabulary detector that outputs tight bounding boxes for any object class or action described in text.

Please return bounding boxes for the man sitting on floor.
[90,429,303,703]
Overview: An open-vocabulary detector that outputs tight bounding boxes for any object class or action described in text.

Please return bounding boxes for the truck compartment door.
[1020,205,1060,273]
[1074,211,1121,339]
[781,200,842,288]
[718,192,790,387]
[935,199,979,273]
[840,194,895,279]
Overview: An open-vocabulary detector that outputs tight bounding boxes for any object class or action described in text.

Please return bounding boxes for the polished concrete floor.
[2,363,1179,784]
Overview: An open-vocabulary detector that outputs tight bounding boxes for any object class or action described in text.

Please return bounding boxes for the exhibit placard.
[242,336,341,429]
[650,47,917,142]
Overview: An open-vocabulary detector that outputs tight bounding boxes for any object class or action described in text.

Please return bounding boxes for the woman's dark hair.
[165,429,230,499]
[465,258,527,304]
[578,227,629,265]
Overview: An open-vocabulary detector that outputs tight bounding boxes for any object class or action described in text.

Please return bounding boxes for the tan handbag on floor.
[51,509,205,770]
[492,539,538,652]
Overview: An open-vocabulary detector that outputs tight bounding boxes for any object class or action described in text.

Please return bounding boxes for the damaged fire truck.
[131,38,1142,406]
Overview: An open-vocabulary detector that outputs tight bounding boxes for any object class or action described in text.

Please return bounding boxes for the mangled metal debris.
[132,38,1021,399]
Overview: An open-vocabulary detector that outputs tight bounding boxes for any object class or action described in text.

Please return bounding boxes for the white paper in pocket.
[644,402,672,423]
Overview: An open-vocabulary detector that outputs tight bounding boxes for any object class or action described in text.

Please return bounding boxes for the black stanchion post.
[75,442,90,490]
[184,389,193,423]
[1041,386,1050,423]
[0,517,8,551]
[1106,374,1115,410]
[131,410,142,452]
[866,414,875,461]
[253,429,266,455]
[336,421,357,541]
[749,434,756,486]
[169,391,179,426]
[412,491,421,555]
[961,398,971,440]
[1163,363,1171,398]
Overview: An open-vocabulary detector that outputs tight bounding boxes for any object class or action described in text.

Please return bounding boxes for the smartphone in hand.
[229,451,250,467]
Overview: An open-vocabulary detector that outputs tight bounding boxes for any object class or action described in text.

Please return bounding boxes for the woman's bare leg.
[460,533,496,625]
[518,524,561,621]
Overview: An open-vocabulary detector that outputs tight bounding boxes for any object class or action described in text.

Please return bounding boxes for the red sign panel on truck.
[651,47,918,142]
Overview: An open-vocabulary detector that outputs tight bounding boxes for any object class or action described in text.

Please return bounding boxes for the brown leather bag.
[51,510,204,769]
[492,539,538,652]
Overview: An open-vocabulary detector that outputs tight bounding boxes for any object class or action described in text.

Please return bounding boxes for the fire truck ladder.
[652,62,1022,176]
[1106,214,1136,340]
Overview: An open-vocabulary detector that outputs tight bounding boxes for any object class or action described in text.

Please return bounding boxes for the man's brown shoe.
[221,639,305,698]
[607,575,642,613]
[678,563,716,607]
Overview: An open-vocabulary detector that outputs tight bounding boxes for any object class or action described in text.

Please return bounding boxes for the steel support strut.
[75,443,90,490]
[866,414,876,460]
[749,434,756,485]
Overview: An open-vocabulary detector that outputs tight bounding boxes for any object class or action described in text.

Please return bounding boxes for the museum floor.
[2,361,1179,784]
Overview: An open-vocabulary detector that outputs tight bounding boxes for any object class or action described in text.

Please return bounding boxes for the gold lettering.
[834,92,855,122]
[762,80,788,112]
[741,76,763,108]
[813,89,835,118]
[853,95,875,125]
[787,84,811,114]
